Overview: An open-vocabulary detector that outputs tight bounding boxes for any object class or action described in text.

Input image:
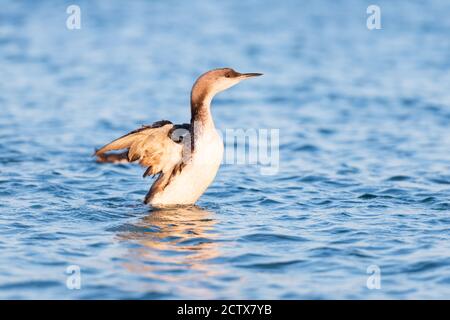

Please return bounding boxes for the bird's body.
[150,129,224,205]
[95,68,261,206]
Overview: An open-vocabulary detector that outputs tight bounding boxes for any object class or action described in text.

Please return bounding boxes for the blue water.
[1,0,450,299]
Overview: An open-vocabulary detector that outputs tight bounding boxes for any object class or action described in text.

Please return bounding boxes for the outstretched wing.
[95,120,191,178]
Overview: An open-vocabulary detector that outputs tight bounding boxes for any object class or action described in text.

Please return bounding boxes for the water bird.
[95,68,262,206]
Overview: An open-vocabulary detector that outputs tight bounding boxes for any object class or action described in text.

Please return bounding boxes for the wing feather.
[95,120,191,201]
[95,120,189,177]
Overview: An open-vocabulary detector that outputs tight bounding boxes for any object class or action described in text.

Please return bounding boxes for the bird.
[94,68,262,206]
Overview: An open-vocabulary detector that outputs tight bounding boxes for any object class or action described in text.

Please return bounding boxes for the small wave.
[300,175,327,183]
[379,188,408,196]
[386,175,411,181]
[177,237,215,246]
[358,193,378,200]
[402,260,448,274]
[429,177,450,185]
[419,196,436,203]
[0,280,60,290]
[294,144,320,152]
[434,202,450,210]
[237,259,305,270]
[240,233,308,243]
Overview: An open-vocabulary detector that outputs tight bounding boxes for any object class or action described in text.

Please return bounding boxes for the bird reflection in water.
[118,206,221,282]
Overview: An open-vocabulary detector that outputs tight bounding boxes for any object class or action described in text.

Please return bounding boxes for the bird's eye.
[225,74,230,78]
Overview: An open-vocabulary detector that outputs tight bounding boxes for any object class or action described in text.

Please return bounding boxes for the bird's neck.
[190,85,216,133]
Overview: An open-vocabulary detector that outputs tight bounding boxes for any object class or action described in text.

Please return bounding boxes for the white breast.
[149,130,224,206]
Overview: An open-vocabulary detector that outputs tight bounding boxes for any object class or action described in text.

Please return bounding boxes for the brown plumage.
[96,150,129,163]
[94,120,191,196]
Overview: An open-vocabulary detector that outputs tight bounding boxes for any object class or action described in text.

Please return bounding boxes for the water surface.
[1,0,450,299]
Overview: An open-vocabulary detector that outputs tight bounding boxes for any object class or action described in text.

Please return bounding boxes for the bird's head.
[191,68,263,105]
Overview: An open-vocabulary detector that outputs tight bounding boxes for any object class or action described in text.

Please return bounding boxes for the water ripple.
[1,0,450,300]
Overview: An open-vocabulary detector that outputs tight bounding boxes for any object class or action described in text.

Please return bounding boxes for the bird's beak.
[239,72,263,79]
